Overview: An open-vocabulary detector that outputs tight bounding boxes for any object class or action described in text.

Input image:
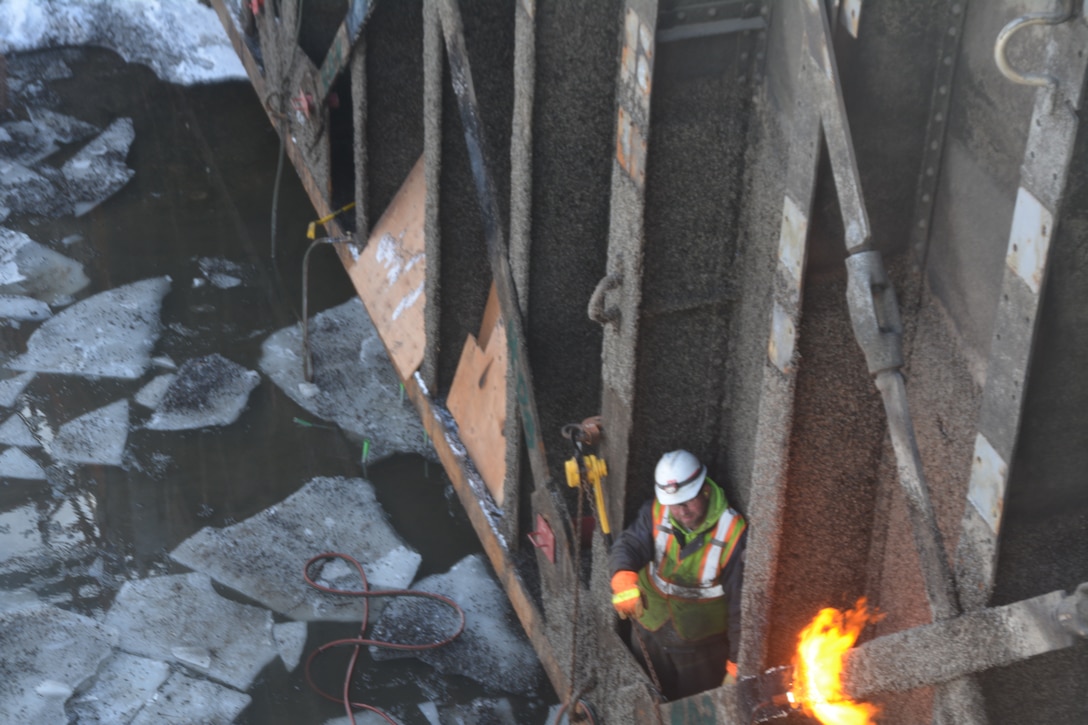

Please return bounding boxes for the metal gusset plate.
[435,0,551,489]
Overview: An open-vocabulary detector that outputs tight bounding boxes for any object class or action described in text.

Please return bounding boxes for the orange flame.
[790,598,882,725]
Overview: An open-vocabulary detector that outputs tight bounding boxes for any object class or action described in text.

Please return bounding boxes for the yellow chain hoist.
[565,453,611,538]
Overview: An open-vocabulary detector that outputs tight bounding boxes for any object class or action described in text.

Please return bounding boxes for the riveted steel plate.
[1005,186,1053,296]
[966,432,1009,535]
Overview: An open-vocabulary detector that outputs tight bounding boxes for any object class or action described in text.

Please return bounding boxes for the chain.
[631,625,666,724]
[565,480,585,717]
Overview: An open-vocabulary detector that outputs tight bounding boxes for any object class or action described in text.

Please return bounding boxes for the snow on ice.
[144,354,259,431]
[51,399,128,466]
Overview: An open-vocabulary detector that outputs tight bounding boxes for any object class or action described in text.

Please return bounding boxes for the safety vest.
[635,478,746,640]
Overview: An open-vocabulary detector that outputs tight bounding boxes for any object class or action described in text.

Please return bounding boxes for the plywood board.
[347,155,426,380]
[447,285,507,505]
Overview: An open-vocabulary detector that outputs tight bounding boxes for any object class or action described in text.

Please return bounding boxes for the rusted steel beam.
[403,371,570,697]
[317,0,375,103]
[209,0,334,217]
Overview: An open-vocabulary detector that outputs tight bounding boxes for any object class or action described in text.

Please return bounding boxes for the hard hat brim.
[655,468,706,506]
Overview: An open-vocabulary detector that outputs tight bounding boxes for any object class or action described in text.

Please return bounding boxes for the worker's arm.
[721,525,748,664]
[609,500,656,617]
[609,499,656,574]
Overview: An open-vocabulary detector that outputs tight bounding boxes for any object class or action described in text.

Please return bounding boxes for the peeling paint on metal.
[1005,186,1052,295]
[966,432,1008,535]
[777,195,807,286]
[769,301,797,374]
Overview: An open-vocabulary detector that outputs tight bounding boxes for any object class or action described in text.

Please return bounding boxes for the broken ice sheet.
[370,554,545,696]
[0,227,89,304]
[197,256,249,289]
[0,161,57,218]
[0,496,93,565]
[260,297,431,460]
[441,697,518,724]
[61,117,136,217]
[129,671,251,725]
[133,373,175,409]
[0,414,40,447]
[171,477,422,622]
[144,354,259,431]
[69,653,169,725]
[0,295,51,322]
[0,605,117,724]
[0,372,34,407]
[0,110,98,167]
[0,447,45,479]
[273,621,307,672]
[104,572,278,691]
[52,399,128,466]
[8,276,170,378]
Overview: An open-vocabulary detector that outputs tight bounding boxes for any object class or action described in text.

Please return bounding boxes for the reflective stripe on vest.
[649,503,743,600]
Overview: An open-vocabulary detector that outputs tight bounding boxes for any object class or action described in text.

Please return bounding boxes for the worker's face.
[671,485,710,530]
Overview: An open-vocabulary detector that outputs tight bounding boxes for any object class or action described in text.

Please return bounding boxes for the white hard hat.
[654,450,706,505]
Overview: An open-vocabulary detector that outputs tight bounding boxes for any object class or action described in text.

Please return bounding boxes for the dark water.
[1,48,554,724]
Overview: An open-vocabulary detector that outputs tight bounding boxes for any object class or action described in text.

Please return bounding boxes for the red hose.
[302,552,466,725]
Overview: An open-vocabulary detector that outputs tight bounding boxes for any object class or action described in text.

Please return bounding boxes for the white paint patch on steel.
[1006,186,1053,295]
[967,432,1009,535]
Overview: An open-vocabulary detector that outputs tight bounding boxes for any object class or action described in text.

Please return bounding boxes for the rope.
[303,552,466,725]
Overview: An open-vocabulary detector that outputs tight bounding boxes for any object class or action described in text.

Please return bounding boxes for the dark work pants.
[628,619,730,701]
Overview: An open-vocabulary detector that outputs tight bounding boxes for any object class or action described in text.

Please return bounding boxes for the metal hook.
[994,0,1075,89]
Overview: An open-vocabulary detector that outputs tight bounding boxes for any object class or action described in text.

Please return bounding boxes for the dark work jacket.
[610,497,748,662]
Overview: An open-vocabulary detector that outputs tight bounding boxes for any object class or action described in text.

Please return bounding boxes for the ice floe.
[0,294,51,323]
[104,572,280,691]
[0,0,246,85]
[0,110,98,167]
[441,697,518,724]
[0,413,39,447]
[134,373,176,410]
[0,161,55,218]
[52,399,128,466]
[8,276,170,379]
[144,354,259,430]
[61,118,136,217]
[0,447,45,479]
[128,671,251,725]
[261,297,431,460]
[171,476,422,622]
[0,227,89,304]
[273,621,308,672]
[370,554,544,696]
[68,653,170,725]
[0,372,34,407]
[0,495,96,568]
[0,605,117,724]
[0,586,41,615]
[197,256,249,289]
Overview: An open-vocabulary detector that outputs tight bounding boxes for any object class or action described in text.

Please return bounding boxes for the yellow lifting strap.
[565,454,611,535]
[307,202,356,239]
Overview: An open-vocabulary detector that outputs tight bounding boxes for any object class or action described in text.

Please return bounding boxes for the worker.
[609,449,748,701]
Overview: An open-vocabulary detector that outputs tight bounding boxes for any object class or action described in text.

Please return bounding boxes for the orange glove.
[611,570,643,619]
[723,660,738,686]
